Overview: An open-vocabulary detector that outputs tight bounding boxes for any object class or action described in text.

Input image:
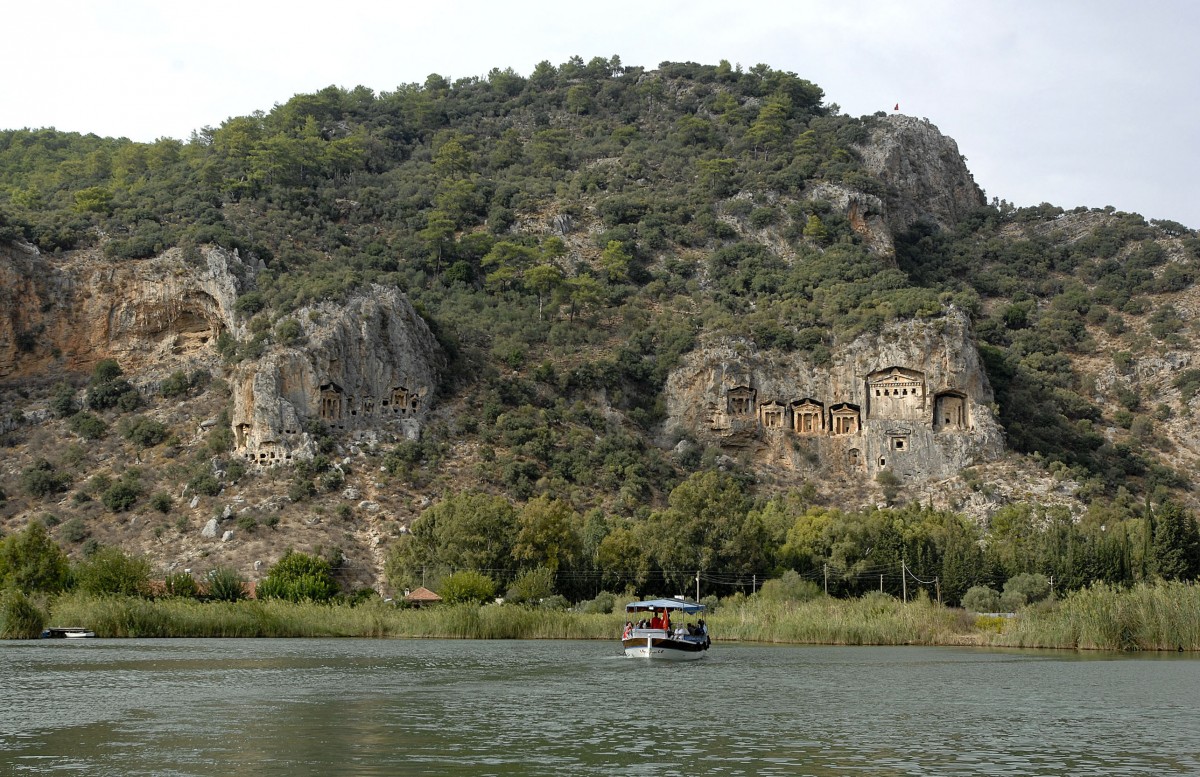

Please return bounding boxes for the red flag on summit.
[894,103,899,111]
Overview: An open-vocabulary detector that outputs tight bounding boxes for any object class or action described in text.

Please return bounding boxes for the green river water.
[2,638,1197,776]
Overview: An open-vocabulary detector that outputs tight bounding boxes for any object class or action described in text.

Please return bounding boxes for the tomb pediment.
[867,367,925,394]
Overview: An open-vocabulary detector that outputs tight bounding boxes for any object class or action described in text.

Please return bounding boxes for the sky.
[3,0,1198,228]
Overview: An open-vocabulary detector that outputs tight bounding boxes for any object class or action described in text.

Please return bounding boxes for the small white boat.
[621,598,710,661]
[41,627,96,639]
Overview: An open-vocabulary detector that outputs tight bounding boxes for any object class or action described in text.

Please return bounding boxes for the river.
[1,638,1198,776]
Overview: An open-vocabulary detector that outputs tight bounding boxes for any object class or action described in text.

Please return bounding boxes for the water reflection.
[1,640,1198,775]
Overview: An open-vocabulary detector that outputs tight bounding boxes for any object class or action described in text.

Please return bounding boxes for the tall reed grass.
[996,582,1200,651]
[46,594,626,640]
[34,582,1200,651]
[709,592,975,646]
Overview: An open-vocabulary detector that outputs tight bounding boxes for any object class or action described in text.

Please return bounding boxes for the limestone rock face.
[0,242,248,379]
[664,309,1004,483]
[229,286,444,465]
[856,115,986,233]
[804,181,893,256]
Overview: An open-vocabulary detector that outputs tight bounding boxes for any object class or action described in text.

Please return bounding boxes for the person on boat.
[649,611,665,630]
[622,621,633,639]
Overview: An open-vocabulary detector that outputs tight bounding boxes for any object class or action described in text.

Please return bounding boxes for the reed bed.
[709,593,973,646]
[46,594,626,640]
[37,583,1200,651]
[995,582,1200,651]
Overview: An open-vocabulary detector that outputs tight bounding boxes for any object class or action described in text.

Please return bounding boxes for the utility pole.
[824,563,828,595]
[901,560,907,603]
[880,574,883,593]
[695,570,700,602]
[752,574,757,594]
[935,576,941,606]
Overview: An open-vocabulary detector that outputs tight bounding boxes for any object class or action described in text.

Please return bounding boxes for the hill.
[2,57,1199,601]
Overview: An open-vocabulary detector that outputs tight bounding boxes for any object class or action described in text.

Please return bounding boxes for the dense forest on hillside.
[2,57,1200,606]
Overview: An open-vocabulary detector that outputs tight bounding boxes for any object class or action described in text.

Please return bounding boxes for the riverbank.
[8,581,1199,651]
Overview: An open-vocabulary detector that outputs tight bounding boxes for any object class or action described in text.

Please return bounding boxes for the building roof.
[405,586,443,603]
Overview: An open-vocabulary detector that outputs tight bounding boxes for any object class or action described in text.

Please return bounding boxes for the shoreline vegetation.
[7,581,1199,652]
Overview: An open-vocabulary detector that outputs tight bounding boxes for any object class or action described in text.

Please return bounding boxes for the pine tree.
[1151,501,1200,581]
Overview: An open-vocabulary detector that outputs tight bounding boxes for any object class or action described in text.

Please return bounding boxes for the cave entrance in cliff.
[848,448,862,468]
[934,390,968,431]
[790,399,824,434]
[168,294,224,355]
[829,403,861,435]
[234,422,250,448]
[759,401,785,429]
[727,386,757,416]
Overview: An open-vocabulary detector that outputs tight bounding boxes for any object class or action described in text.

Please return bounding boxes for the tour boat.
[621,598,710,661]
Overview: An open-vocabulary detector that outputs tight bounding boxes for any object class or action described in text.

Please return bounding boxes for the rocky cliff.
[0,242,444,464]
[0,242,248,381]
[665,309,1005,483]
[856,114,987,233]
[229,287,445,464]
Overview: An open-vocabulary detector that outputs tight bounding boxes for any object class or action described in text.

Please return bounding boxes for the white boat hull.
[621,630,709,661]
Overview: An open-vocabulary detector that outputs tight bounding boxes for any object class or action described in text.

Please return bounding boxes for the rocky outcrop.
[229,286,444,465]
[664,309,1004,483]
[804,181,893,256]
[856,114,986,234]
[0,242,249,379]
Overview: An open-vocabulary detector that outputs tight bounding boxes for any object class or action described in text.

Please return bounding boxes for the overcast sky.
[3,1,1197,228]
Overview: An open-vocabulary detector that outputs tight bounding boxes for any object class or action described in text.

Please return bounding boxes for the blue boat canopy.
[625,598,706,614]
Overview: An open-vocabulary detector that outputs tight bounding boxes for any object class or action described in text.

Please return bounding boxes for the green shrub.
[150,492,172,513]
[275,318,303,344]
[20,460,71,498]
[102,480,142,512]
[1003,572,1051,604]
[163,571,199,599]
[578,591,618,614]
[206,567,246,602]
[758,570,822,603]
[0,521,70,593]
[187,472,222,497]
[50,382,79,418]
[72,547,151,596]
[288,477,317,502]
[68,411,108,440]
[160,371,191,398]
[257,550,339,603]
[439,571,497,604]
[120,416,169,447]
[60,517,89,543]
[0,589,46,639]
[505,567,555,605]
[86,363,140,411]
[961,585,1001,613]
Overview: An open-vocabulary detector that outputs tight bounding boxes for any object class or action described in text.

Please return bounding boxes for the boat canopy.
[625,598,706,614]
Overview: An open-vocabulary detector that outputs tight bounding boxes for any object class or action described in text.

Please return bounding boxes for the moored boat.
[41,627,96,639]
[621,598,710,661]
